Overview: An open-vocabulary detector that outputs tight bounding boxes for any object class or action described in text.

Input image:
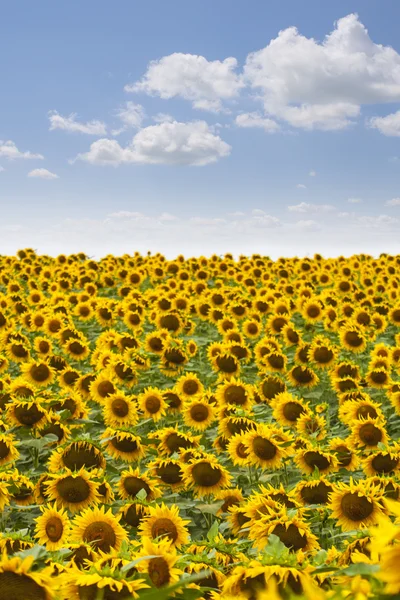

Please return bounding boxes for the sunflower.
[183,455,232,497]
[138,503,190,548]
[138,387,168,421]
[182,399,215,431]
[349,417,388,450]
[365,367,391,389]
[287,365,319,388]
[308,338,337,369]
[120,502,150,529]
[6,473,35,506]
[34,502,70,550]
[65,561,149,599]
[0,481,10,511]
[0,433,19,466]
[295,447,338,475]
[102,428,146,463]
[6,399,48,429]
[294,478,334,506]
[0,554,54,600]
[0,534,34,555]
[250,510,320,554]
[258,375,286,403]
[175,372,204,399]
[296,413,326,440]
[163,390,183,413]
[45,468,101,512]
[215,488,244,515]
[149,458,185,490]
[339,324,367,353]
[272,392,309,428]
[329,479,385,531]
[329,438,359,471]
[157,427,200,456]
[70,505,128,553]
[227,434,250,467]
[118,467,162,502]
[243,425,288,470]
[136,537,182,588]
[48,441,106,472]
[89,374,117,403]
[103,392,139,428]
[338,397,383,424]
[215,378,254,410]
[226,505,251,536]
[362,448,400,477]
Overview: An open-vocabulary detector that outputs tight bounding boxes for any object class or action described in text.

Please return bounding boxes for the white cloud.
[235,112,280,132]
[126,53,243,112]
[0,140,44,160]
[0,166,4,172]
[369,110,400,137]
[348,197,363,204]
[288,202,335,213]
[386,198,400,206]
[107,211,145,219]
[152,113,174,123]
[309,170,316,177]
[28,168,59,180]
[243,14,400,130]
[114,102,145,130]
[296,183,307,189]
[357,214,398,227]
[48,111,107,135]
[74,120,231,167]
[294,220,321,231]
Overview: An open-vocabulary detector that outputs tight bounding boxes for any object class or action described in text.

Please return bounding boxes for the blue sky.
[1,0,400,257]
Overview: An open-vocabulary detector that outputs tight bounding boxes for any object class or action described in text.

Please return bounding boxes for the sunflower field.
[2,249,400,599]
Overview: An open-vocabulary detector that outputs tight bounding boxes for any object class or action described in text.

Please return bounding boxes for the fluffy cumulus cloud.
[28,168,59,180]
[287,202,335,213]
[369,110,400,136]
[243,14,400,130]
[74,120,231,166]
[235,112,280,132]
[49,111,107,135]
[0,140,43,160]
[126,53,244,112]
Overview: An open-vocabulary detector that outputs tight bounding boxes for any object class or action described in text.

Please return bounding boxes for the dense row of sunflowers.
[1,249,400,598]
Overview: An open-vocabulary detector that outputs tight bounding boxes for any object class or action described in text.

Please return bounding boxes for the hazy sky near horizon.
[2,0,400,258]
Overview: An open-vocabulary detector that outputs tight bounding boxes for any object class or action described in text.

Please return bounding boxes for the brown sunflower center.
[148,556,171,588]
[371,453,399,473]
[123,476,151,498]
[164,349,186,365]
[30,364,51,382]
[0,441,11,460]
[45,516,63,542]
[110,437,138,454]
[123,504,146,528]
[97,381,115,398]
[357,405,378,419]
[83,521,117,552]
[291,367,314,384]
[272,523,308,551]
[182,380,199,395]
[62,444,103,470]
[370,371,388,384]
[300,482,333,505]
[235,442,249,459]
[313,347,334,364]
[282,401,305,422]
[151,517,178,542]
[14,404,45,426]
[0,572,47,600]
[341,493,373,522]
[261,378,285,401]
[10,344,29,359]
[224,385,247,405]
[252,436,277,461]
[345,332,363,348]
[56,476,91,503]
[145,396,161,414]
[189,404,209,422]
[156,463,183,485]
[165,433,193,453]
[216,355,238,373]
[304,451,330,471]
[111,398,129,418]
[359,423,383,446]
[192,462,222,488]
[334,445,353,467]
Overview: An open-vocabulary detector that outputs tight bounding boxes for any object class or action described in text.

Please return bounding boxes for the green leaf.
[136,488,148,501]
[338,563,380,576]
[206,520,219,541]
